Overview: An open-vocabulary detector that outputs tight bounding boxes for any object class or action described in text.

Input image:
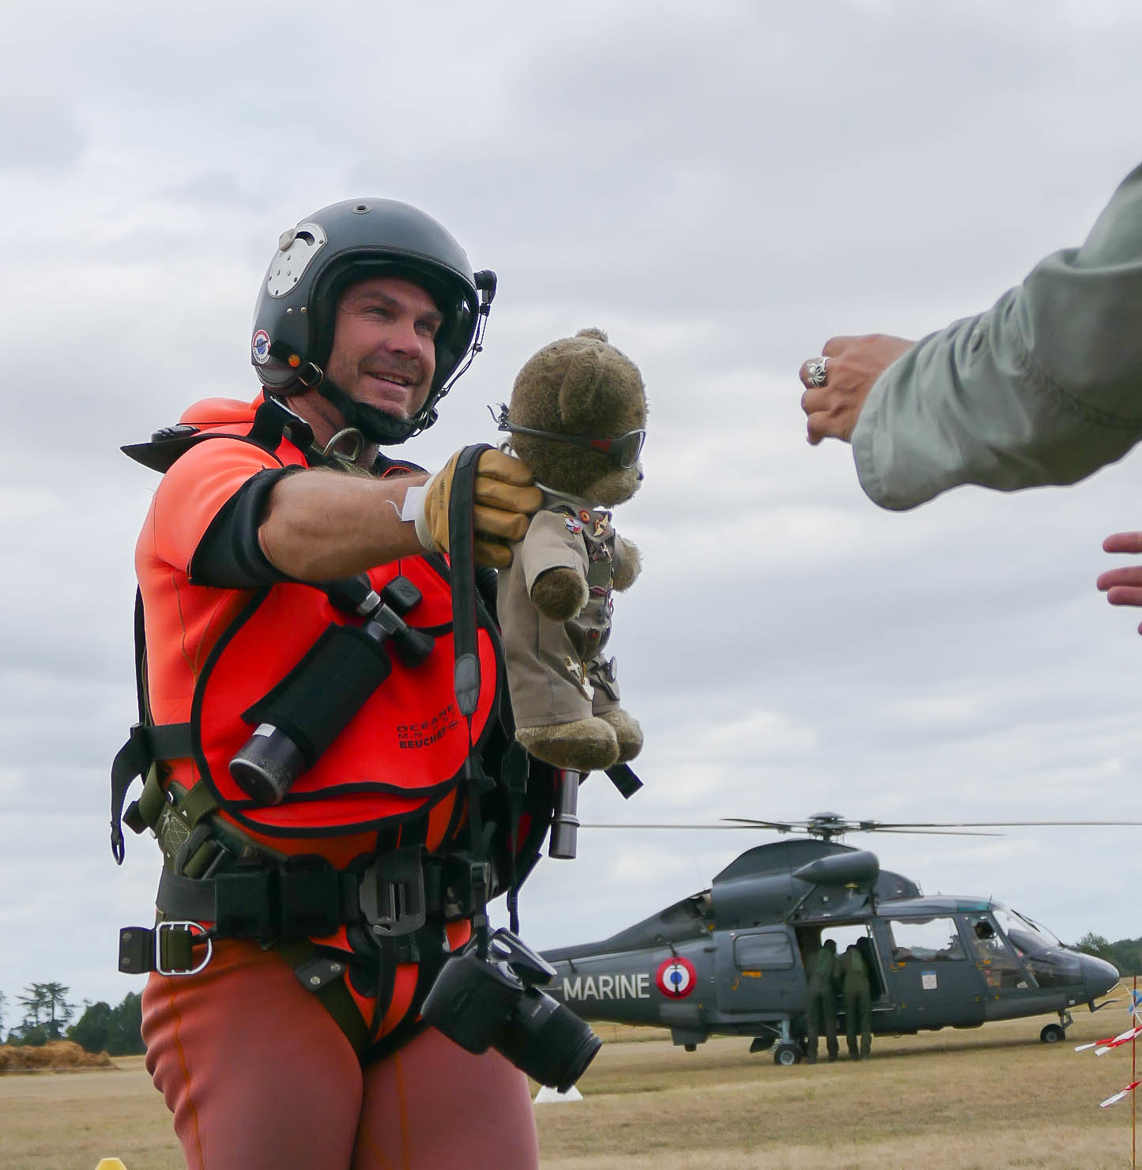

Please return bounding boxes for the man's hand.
[419,448,542,568]
[1097,531,1142,632]
[800,334,915,445]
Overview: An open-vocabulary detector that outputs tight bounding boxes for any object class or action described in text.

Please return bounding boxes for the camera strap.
[447,444,497,956]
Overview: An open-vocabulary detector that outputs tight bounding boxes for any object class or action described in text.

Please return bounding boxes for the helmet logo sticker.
[251,329,271,364]
[266,220,328,298]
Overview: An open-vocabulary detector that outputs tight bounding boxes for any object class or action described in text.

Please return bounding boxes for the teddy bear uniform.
[498,488,635,731]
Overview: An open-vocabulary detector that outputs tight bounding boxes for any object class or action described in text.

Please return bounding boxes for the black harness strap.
[276,940,371,1055]
[446,444,499,956]
[448,444,489,720]
[111,591,194,864]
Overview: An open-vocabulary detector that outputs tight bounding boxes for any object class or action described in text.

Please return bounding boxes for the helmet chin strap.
[312,371,422,446]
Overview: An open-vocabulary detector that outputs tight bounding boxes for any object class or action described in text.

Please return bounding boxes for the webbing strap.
[448,444,490,718]
[445,444,497,955]
[276,940,371,1056]
[125,767,220,839]
[361,925,446,1064]
[110,721,193,864]
[111,587,194,864]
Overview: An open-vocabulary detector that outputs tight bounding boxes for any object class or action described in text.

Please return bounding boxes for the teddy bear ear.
[556,345,607,431]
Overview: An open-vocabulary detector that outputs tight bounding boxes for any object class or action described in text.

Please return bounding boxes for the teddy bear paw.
[516,718,619,771]
[599,708,643,762]
[530,566,589,622]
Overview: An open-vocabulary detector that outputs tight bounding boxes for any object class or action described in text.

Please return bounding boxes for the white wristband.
[401,483,435,551]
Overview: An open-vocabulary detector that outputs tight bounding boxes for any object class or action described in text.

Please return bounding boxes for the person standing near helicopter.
[804,938,839,1063]
[840,943,873,1060]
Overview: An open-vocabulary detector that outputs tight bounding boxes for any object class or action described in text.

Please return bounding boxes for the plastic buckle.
[155,921,213,976]
[359,848,426,938]
[441,855,492,919]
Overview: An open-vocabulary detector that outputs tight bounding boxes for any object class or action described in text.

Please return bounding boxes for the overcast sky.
[2,0,1141,1023]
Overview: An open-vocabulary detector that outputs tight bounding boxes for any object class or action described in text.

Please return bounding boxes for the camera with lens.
[421,927,600,1092]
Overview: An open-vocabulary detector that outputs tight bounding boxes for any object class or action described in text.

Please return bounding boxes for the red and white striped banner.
[1100,1081,1140,1110]
[1075,1025,1142,1056]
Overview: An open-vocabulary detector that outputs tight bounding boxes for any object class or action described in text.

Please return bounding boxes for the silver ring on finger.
[804,356,829,387]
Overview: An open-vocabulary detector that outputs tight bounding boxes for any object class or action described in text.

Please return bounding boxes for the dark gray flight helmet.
[250,198,495,443]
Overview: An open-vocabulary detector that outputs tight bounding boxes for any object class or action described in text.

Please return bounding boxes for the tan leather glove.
[415,449,542,568]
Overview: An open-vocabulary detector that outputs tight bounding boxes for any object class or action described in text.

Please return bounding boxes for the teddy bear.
[495,327,646,772]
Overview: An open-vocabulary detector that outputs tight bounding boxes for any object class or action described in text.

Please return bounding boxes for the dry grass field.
[0,1009,1136,1169]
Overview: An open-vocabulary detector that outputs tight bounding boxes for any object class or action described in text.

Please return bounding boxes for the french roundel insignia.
[655,956,697,999]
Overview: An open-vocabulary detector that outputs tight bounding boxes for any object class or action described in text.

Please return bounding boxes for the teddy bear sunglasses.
[491,404,646,469]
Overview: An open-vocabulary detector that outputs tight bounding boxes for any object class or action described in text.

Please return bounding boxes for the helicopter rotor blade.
[579,822,779,830]
[872,820,1142,828]
[723,816,1142,832]
[855,827,1004,837]
[577,823,1003,836]
[719,818,801,832]
[578,816,1142,835]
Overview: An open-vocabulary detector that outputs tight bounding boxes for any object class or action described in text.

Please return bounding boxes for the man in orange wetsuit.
[117,199,556,1170]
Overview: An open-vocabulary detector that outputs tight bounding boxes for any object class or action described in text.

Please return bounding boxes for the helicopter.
[540,812,1124,1066]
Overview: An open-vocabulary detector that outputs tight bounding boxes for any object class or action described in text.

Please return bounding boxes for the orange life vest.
[131,394,498,862]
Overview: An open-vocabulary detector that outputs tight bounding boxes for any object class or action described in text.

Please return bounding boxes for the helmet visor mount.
[266,223,328,298]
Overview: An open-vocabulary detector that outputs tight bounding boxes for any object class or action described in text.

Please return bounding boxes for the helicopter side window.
[734,933,795,971]
[887,918,965,963]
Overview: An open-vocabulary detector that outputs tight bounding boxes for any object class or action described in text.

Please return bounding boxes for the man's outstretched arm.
[801,162,1142,510]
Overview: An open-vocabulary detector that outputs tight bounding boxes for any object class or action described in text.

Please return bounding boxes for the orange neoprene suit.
[129,394,543,1169]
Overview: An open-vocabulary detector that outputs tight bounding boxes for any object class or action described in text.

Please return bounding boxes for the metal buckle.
[296,360,324,388]
[155,921,213,976]
[359,848,426,938]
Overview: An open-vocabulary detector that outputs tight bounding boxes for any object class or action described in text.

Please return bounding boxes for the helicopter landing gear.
[1040,1009,1073,1044]
[750,1035,775,1054]
[773,1042,801,1066]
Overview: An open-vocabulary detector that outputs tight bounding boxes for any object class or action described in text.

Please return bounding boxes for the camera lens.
[505,988,601,1093]
[422,936,601,1092]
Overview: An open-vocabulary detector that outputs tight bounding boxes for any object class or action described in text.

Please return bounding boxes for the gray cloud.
[0,97,85,172]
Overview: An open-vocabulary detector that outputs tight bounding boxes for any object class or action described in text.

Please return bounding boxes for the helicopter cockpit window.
[887,918,965,962]
[734,933,795,971]
[986,906,1076,989]
[991,905,1061,953]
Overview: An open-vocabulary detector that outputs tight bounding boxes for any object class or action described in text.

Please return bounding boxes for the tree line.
[1074,933,1142,977]
[0,984,144,1056]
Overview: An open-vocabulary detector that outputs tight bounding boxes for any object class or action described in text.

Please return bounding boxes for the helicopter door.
[877,916,985,1029]
[715,926,803,1013]
[961,913,1046,1017]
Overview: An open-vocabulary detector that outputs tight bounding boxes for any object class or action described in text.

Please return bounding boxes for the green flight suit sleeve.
[852,162,1142,510]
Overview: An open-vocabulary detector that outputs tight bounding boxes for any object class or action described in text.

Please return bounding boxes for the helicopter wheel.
[1040,1023,1067,1044]
[773,1042,801,1067]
